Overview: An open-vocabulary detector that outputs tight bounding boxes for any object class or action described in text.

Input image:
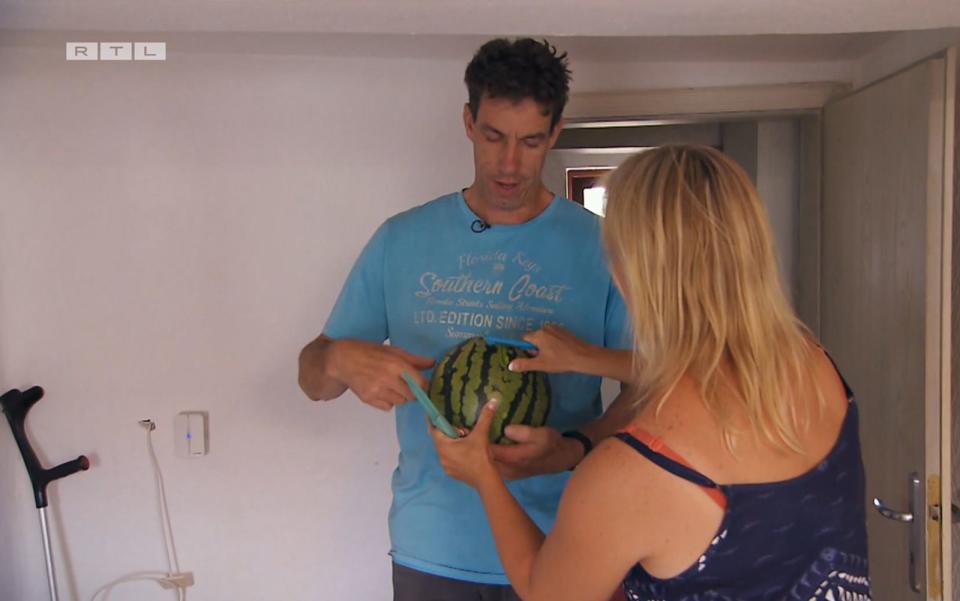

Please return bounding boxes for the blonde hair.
[602,145,820,452]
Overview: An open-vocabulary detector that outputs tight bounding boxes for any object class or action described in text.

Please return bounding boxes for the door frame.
[941,45,956,601]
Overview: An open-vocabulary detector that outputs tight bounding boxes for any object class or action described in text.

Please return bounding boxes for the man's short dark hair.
[464,38,571,131]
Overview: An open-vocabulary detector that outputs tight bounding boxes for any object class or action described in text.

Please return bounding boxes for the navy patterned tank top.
[613,368,872,601]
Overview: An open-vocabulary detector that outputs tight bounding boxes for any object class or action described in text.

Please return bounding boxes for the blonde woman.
[431,146,871,600]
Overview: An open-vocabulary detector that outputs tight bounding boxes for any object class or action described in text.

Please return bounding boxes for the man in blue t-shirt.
[298,38,634,600]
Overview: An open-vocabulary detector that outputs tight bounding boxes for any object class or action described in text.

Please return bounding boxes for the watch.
[561,430,593,469]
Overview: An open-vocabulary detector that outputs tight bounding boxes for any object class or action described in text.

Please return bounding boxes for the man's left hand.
[490,424,583,479]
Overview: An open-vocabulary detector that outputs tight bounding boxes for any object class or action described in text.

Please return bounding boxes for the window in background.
[582,185,607,217]
[566,167,613,216]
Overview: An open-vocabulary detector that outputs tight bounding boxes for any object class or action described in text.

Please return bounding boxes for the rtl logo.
[66,42,166,61]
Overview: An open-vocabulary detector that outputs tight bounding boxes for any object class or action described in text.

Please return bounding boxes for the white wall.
[0,34,474,601]
[0,32,863,601]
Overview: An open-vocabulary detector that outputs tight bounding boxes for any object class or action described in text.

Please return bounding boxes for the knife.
[485,335,538,351]
[401,371,460,439]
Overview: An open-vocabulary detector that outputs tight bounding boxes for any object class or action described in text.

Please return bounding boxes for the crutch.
[1,386,90,601]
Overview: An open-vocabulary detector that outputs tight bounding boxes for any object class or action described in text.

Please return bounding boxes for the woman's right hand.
[508,324,594,374]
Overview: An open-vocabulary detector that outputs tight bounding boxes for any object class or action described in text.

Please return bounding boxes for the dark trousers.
[392,563,523,601]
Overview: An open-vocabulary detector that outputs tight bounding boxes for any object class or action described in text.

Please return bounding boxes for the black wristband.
[561,430,593,468]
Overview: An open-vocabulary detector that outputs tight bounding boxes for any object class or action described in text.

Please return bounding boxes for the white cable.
[88,571,170,601]
[144,424,182,574]
[88,421,187,601]
[145,423,187,601]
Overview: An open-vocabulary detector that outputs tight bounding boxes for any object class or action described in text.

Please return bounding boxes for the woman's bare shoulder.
[631,377,718,446]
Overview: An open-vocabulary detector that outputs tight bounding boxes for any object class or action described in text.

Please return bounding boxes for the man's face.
[464,95,563,211]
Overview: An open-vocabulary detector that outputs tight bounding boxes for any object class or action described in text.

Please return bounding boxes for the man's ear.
[463,103,476,141]
[547,116,565,149]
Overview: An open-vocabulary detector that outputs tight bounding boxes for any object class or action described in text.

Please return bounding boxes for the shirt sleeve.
[322,220,390,343]
[603,279,632,351]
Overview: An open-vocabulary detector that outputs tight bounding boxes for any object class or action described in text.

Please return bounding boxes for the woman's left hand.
[430,398,501,489]
[508,324,593,374]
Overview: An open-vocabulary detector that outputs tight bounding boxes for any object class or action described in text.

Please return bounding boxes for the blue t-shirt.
[323,191,630,583]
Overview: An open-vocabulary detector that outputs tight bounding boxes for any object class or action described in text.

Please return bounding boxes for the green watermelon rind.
[428,336,551,445]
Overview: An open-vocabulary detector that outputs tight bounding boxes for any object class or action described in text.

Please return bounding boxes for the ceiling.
[0,29,899,64]
[1,0,959,36]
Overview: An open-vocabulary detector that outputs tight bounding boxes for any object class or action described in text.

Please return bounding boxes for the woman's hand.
[509,324,593,374]
[430,398,501,489]
[511,324,636,383]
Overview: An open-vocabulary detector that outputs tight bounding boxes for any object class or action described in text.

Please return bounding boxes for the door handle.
[873,497,914,522]
[872,472,922,593]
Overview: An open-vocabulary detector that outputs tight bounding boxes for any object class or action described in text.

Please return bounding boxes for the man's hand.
[328,339,435,411]
[490,424,584,479]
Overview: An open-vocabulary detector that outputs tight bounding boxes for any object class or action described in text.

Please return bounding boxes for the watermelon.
[428,336,551,444]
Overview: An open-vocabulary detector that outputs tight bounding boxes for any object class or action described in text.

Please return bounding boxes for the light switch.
[174,412,208,457]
